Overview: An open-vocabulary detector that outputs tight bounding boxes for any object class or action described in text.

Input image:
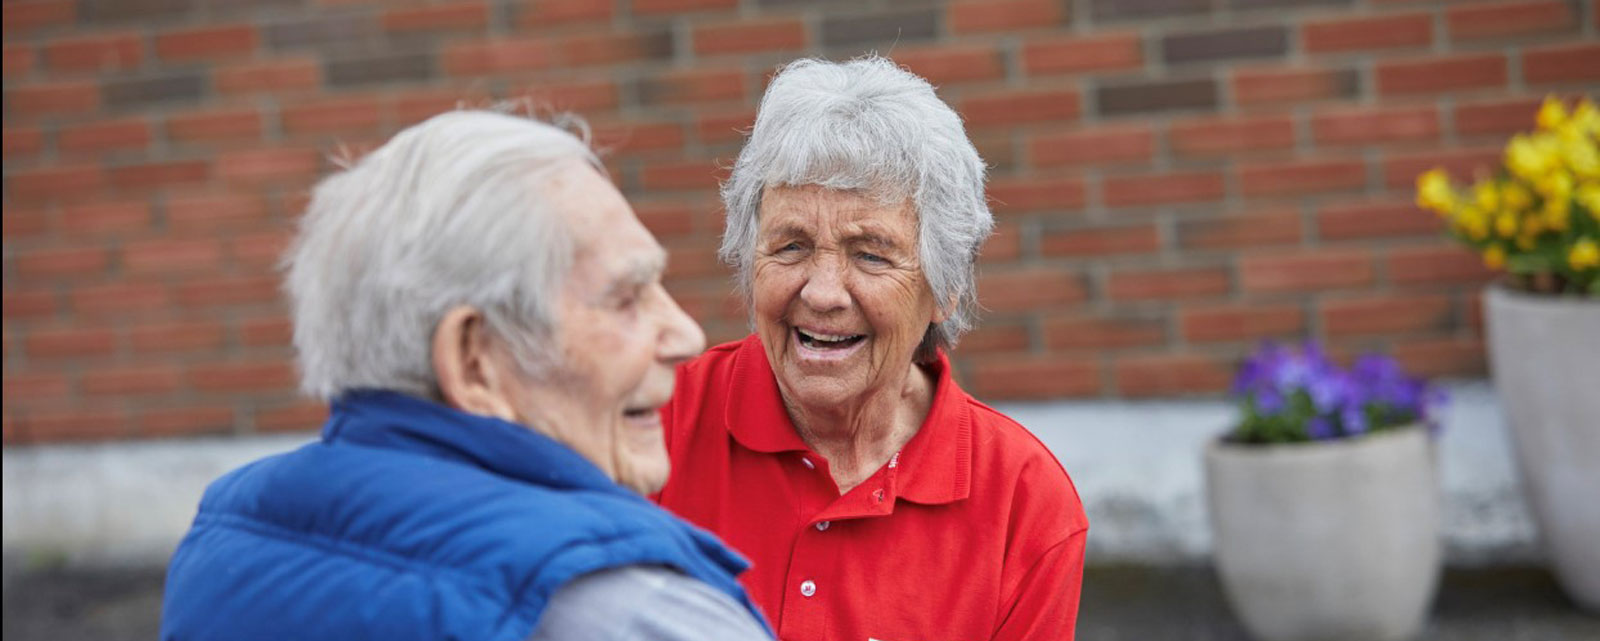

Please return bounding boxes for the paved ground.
[3,563,1597,640]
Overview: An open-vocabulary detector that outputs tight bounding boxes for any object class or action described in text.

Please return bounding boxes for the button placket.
[799,579,816,597]
[814,520,830,531]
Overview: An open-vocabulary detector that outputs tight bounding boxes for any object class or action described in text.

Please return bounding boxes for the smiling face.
[499,161,705,494]
[752,185,942,411]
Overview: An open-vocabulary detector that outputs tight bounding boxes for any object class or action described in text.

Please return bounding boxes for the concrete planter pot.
[1206,428,1440,641]
[1484,285,1600,613]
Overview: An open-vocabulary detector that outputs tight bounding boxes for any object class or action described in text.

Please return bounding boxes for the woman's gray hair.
[719,55,994,362]
[284,109,600,401]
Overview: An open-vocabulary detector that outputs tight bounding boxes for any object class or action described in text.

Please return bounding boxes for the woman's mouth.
[795,327,866,349]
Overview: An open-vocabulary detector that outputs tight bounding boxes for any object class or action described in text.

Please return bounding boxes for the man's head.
[285,110,704,493]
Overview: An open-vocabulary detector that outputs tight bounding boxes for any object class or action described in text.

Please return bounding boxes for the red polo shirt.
[656,335,1088,641]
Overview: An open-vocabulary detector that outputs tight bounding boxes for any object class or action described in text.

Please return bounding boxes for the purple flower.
[1230,341,1443,444]
[1256,388,1285,415]
[1308,417,1336,440]
[1342,404,1369,435]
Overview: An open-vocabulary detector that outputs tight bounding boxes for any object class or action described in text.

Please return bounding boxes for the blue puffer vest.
[161,390,768,641]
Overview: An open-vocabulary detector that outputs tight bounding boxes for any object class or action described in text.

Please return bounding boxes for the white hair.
[719,55,994,362]
[284,109,600,401]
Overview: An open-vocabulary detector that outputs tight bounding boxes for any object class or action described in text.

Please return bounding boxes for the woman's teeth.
[797,328,865,349]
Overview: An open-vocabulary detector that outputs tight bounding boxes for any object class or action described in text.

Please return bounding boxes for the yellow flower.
[1569,238,1600,270]
[1572,100,1600,137]
[1563,135,1599,180]
[1495,212,1519,238]
[1415,168,1456,213]
[1538,96,1568,132]
[1502,181,1534,211]
[1579,182,1600,220]
[1507,134,1557,182]
[1473,180,1500,211]
[1516,233,1537,251]
[1482,245,1507,270]
[1537,171,1573,203]
[1544,197,1571,231]
[1457,207,1491,240]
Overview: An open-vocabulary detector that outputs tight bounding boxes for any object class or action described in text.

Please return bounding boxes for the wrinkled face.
[752,185,941,410]
[501,161,705,494]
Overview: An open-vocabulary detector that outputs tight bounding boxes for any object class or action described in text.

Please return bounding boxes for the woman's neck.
[787,362,936,494]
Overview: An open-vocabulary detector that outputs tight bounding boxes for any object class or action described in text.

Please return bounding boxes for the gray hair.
[284,109,600,401]
[719,56,994,362]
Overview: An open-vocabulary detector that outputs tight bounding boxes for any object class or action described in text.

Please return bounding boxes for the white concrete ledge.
[2,382,1537,568]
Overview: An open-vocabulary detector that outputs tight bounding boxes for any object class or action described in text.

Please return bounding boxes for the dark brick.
[820,9,938,48]
[325,52,434,88]
[1097,78,1216,116]
[79,0,192,23]
[1091,0,1211,21]
[1163,25,1287,65]
[202,0,303,11]
[1230,0,1348,9]
[265,12,377,51]
[103,73,204,110]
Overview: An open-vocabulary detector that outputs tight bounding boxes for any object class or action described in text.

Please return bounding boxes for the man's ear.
[433,306,518,421]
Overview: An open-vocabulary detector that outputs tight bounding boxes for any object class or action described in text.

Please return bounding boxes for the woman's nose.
[798,257,850,312]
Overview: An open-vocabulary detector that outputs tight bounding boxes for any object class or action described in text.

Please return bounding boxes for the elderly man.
[160,111,771,640]
[655,57,1089,640]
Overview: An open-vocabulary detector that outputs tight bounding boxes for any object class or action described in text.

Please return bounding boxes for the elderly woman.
[655,57,1088,640]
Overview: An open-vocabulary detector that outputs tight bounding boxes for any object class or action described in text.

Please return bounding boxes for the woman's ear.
[432,306,518,421]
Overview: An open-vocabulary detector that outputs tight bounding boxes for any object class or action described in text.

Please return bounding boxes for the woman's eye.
[858,252,888,264]
[777,242,802,253]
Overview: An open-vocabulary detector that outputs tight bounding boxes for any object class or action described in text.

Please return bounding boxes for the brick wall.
[4,0,1597,443]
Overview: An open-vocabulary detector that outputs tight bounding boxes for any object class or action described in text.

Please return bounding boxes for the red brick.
[1030,126,1154,167]
[109,160,210,191]
[979,268,1086,312]
[121,238,224,274]
[6,81,98,117]
[167,108,263,143]
[1316,199,1444,241]
[1303,13,1432,53]
[230,231,293,267]
[517,0,613,27]
[1115,354,1232,397]
[138,406,235,437]
[981,222,1023,264]
[166,192,272,231]
[1311,106,1440,146]
[281,96,383,136]
[70,281,170,315]
[383,1,487,32]
[987,175,1087,214]
[1522,43,1600,85]
[256,401,330,432]
[1454,98,1542,137]
[960,321,1030,354]
[894,45,1006,86]
[960,88,1081,128]
[554,32,674,67]
[1377,54,1507,96]
[1103,171,1224,208]
[1381,147,1500,189]
[217,148,322,184]
[4,373,70,400]
[1233,66,1355,106]
[239,316,293,346]
[1181,303,1305,343]
[633,201,698,239]
[3,126,44,158]
[1392,338,1485,377]
[696,110,756,144]
[1023,32,1143,76]
[129,320,226,353]
[661,240,724,280]
[20,407,129,442]
[1322,293,1453,337]
[1168,115,1295,156]
[632,0,736,14]
[1107,267,1231,301]
[693,18,806,56]
[82,365,183,396]
[156,24,258,62]
[390,90,484,125]
[638,68,746,105]
[516,80,619,112]
[59,202,149,235]
[1044,315,1166,350]
[1041,224,1160,257]
[1240,249,1376,293]
[969,356,1101,399]
[44,32,143,72]
[948,0,1064,34]
[1238,159,1366,197]
[15,247,110,278]
[25,326,116,358]
[7,165,104,202]
[58,118,151,153]
[3,291,58,319]
[640,160,727,192]
[214,59,320,94]
[176,275,281,307]
[190,361,295,392]
[3,45,35,76]
[1448,0,1574,40]
[1386,243,1497,286]
[1177,210,1303,250]
[3,1,75,34]
[3,208,50,237]
[443,39,553,76]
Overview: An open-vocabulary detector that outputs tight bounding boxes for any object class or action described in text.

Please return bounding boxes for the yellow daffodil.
[1572,100,1600,137]
[1415,168,1456,213]
[1564,136,1599,179]
[1457,207,1491,240]
[1569,238,1600,270]
[1495,212,1519,238]
[1537,171,1573,203]
[1482,245,1507,269]
[1507,134,1557,182]
[1537,96,1568,132]
[1578,182,1600,221]
[1473,180,1500,211]
[1502,181,1534,212]
[1544,197,1571,231]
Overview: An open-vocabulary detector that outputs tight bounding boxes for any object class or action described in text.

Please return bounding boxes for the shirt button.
[815,520,831,531]
[800,456,815,469]
[800,580,817,597]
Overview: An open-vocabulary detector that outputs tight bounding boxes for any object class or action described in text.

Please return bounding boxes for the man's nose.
[658,288,706,364]
[798,255,850,312]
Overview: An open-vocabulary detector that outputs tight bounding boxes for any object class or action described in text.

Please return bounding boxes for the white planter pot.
[1484,285,1600,613]
[1206,428,1440,641]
